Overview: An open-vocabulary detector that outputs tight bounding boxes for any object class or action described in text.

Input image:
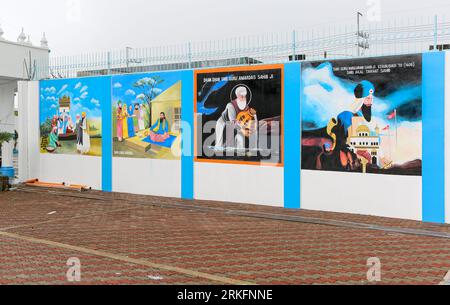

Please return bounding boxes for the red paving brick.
[0,188,449,285]
[0,235,219,285]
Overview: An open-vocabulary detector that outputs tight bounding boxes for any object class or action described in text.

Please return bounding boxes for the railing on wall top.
[42,14,450,80]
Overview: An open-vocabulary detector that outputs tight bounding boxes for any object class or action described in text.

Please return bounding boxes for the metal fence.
[44,14,450,80]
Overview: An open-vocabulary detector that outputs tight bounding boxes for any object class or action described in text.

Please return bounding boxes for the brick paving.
[0,235,220,285]
[0,187,449,285]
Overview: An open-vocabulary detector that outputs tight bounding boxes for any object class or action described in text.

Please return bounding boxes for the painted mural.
[301,54,422,176]
[195,65,283,165]
[112,73,182,159]
[39,77,107,156]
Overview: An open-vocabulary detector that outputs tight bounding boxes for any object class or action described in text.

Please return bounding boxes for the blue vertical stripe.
[102,76,113,192]
[181,70,194,200]
[284,62,301,209]
[422,52,445,223]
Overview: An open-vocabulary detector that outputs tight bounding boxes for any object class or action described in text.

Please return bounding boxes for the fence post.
[188,42,192,69]
[292,30,296,60]
[107,51,112,75]
[434,14,438,51]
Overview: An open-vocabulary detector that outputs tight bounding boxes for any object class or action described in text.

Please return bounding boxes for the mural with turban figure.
[301,54,422,176]
[195,65,283,166]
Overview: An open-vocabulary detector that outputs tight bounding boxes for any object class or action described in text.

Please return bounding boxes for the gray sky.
[1,0,450,56]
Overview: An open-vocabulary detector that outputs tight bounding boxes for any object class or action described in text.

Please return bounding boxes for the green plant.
[0,132,14,145]
[0,132,14,171]
[40,118,53,138]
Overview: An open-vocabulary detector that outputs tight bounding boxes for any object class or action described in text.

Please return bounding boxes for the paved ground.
[0,187,449,285]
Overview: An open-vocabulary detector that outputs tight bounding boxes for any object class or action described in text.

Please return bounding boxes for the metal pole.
[188,42,192,69]
[126,47,131,69]
[357,12,363,57]
[395,109,398,149]
[292,30,296,61]
[107,51,111,75]
[434,14,438,51]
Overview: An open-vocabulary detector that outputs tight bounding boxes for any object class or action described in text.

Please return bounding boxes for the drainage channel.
[14,186,450,240]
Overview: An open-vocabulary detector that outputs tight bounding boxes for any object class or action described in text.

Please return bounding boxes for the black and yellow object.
[326,118,338,151]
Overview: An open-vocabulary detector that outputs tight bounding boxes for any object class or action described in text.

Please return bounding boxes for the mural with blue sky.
[111,71,183,160]
[301,54,422,176]
[39,76,110,156]
[302,62,422,131]
[40,77,109,125]
[112,72,181,107]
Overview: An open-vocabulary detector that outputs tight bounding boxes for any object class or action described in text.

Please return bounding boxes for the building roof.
[59,96,71,108]
[356,125,370,134]
[151,81,181,104]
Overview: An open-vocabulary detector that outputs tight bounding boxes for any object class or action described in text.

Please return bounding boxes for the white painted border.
[301,170,422,221]
[194,162,284,207]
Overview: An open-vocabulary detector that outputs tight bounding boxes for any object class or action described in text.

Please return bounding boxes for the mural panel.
[39,77,107,156]
[301,54,422,176]
[112,72,182,159]
[195,65,283,165]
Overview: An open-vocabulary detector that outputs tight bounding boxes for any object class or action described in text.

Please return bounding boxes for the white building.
[0,26,49,178]
[347,119,382,168]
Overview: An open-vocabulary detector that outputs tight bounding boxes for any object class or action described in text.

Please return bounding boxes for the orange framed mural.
[194,65,284,166]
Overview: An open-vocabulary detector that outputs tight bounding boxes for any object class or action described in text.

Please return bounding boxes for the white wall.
[446,52,450,224]
[113,158,181,197]
[195,162,284,207]
[18,81,40,181]
[0,81,16,132]
[302,171,422,221]
[39,154,102,190]
[0,40,49,80]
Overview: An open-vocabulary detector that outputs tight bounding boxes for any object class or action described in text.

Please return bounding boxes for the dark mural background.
[196,67,283,164]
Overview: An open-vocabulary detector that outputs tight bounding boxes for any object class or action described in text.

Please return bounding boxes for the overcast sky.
[1,0,450,56]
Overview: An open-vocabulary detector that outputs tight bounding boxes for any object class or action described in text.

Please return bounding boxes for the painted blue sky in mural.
[40,77,109,123]
[112,72,180,106]
[196,74,234,115]
[302,62,422,130]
